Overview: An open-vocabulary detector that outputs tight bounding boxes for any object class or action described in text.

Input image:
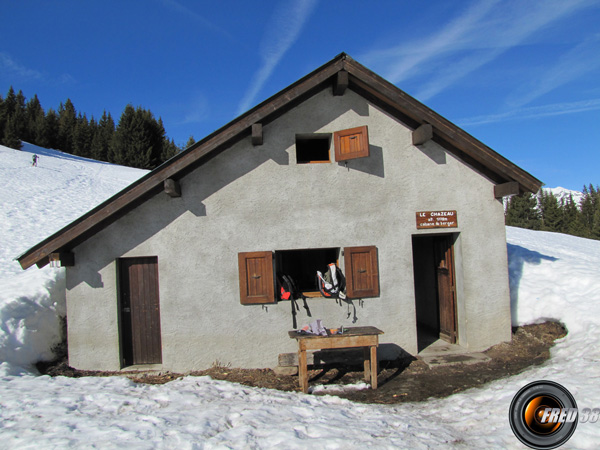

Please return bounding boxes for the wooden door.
[434,236,457,343]
[119,257,162,366]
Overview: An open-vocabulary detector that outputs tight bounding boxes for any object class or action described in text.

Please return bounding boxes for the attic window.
[276,248,339,296]
[295,134,331,164]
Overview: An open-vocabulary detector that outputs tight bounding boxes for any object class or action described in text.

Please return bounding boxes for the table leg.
[298,349,308,393]
[370,345,378,390]
[363,347,371,382]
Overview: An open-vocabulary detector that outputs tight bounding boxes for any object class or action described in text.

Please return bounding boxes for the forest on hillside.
[0,86,196,170]
[505,186,600,241]
[2,88,598,241]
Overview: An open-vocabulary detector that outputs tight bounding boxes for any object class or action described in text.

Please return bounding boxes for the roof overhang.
[17,53,541,270]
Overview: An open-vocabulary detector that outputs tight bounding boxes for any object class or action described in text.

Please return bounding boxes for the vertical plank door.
[434,236,457,344]
[119,257,162,366]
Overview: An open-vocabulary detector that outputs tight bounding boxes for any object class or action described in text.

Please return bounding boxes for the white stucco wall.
[66,87,511,371]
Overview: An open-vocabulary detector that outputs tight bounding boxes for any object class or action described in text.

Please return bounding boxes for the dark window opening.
[275,248,339,295]
[295,134,331,164]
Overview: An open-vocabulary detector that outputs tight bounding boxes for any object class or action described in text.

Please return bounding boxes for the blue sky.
[1,0,599,191]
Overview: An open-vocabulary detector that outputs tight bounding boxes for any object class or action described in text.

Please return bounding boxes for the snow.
[546,186,584,206]
[0,143,147,374]
[1,143,600,448]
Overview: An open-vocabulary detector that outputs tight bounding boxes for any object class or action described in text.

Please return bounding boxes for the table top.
[288,326,384,340]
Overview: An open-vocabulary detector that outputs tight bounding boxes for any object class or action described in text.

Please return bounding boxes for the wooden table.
[288,326,384,393]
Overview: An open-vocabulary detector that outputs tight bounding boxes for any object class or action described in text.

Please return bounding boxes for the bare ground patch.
[36,321,566,404]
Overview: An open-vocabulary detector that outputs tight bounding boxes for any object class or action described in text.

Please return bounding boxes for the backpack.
[277,273,299,301]
[316,263,346,299]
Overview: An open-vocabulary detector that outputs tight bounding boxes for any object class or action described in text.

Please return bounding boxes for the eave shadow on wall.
[416,141,446,165]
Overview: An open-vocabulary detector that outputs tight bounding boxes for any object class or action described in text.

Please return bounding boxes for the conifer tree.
[72,113,92,157]
[42,108,60,149]
[3,116,22,149]
[579,185,596,235]
[539,190,563,232]
[1,87,17,118]
[34,108,49,148]
[561,195,586,237]
[591,209,600,240]
[13,89,27,142]
[0,88,180,168]
[0,87,23,149]
[185,135,196,149]
[505,192,541,229]
[0,87,17,146]
[109,105,166,169]
[25,94,44,145]
[58,99,77,153]
[91,111,114,162]
[161,138,180,163]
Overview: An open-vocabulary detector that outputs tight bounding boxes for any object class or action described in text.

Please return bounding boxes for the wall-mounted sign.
[416,210,458,229]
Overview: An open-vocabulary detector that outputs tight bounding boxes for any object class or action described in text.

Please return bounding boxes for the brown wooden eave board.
[18,53,542,269]
[18,57,346,269]
[344,60,542,193]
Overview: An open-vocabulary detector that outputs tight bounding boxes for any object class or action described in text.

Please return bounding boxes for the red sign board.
[416,211,458,229]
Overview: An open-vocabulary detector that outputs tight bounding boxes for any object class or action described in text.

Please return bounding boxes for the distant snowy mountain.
[502,186,584,211]
[1,144,599,448]
[545,186,583,205]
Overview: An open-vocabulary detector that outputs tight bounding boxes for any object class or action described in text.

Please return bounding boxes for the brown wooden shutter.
[344,246,379,298]
[238,251,275,304]
[334,125,369,161]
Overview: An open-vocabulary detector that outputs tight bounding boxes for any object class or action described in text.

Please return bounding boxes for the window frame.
[238,245,380,304]
[295,133,332,164]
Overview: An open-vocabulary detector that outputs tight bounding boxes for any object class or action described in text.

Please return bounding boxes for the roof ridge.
[17,54,541,270]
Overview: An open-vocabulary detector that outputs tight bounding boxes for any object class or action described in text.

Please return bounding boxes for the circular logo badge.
[509,381,578,449]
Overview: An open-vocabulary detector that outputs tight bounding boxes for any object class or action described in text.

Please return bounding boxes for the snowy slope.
[0,143,147,279]
[1,145,600,448]
[0,143,147,374]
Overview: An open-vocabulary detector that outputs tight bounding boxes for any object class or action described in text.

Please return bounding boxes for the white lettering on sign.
[416,211,458,229]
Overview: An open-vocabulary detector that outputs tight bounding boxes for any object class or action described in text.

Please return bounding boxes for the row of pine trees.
[505,185,600,240]
[3,88,599,241]
[0,86,194,169]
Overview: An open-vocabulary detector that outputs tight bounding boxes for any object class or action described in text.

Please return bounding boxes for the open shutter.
[334,125,369,161]
[344,246,379,298]
[238,251,275,304]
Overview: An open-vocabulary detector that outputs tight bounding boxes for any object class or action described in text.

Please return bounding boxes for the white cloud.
[0,52,43,81]
[158,0,236,42]
[237,0,318,115]
[415,0,596,101]
[457,98,600,126]
[506,34,600,108]
[362,1,500,84]
[181,94,209,125]
[361,0,597,101]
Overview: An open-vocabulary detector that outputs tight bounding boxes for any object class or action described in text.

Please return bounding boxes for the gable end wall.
[66,88,511,371]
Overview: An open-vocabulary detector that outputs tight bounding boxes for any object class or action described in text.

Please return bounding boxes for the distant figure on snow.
[32,154,38,167]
